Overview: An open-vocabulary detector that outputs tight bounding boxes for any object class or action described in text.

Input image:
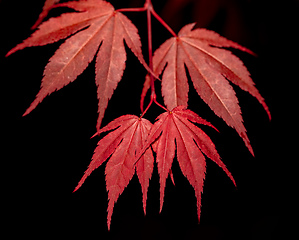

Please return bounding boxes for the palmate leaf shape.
[147,23,271,155]
[7,0,271,231]
[6,0,152,130]
[135,106,236,222]
[74,115,154,230]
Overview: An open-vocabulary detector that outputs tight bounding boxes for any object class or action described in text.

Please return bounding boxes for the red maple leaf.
[7,0,271,231]
[143,23,271,155]
[6,0,151,130]
[135,106,236,222]
[73,115,154,230]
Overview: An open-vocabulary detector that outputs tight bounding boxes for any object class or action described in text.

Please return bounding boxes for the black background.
[1,0,297,239]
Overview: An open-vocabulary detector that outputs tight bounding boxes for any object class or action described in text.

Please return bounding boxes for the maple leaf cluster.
[6,0,270,230]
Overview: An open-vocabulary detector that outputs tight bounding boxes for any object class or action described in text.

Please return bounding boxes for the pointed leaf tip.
[153,24,269,154]
[76,115,154,228]
[137,107,236,222]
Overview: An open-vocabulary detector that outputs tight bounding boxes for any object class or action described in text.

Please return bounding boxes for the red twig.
[119,0,170,116]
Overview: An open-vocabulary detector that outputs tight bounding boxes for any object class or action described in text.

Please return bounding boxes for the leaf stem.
[146,1,155,97]
[150,7,177,37]
[140,97,153,119]
[140,0,168,118]
[154,97,168,111]
[140,0,156,119]
[116,7,147,12]
[147,1,169,112]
